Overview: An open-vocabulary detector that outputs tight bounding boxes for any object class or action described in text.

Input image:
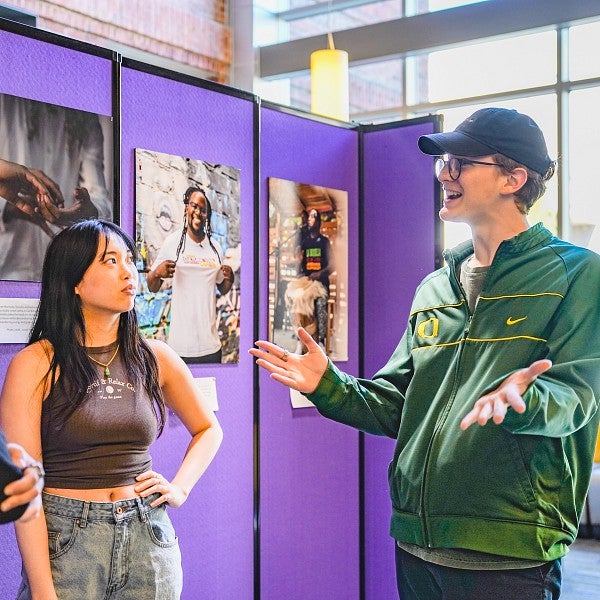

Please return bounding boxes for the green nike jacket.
[307,223,600,561]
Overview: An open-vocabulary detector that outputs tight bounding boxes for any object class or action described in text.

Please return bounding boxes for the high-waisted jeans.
[17,491,183,600]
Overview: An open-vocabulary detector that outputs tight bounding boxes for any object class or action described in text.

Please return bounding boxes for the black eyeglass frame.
[435,157,501,181]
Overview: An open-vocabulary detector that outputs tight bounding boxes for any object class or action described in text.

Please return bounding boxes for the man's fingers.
[477,402,493,425]
[297,327,323,354]
[461,359,552,430]
[525,359,552,380]
[251,340,285,359]
[504,386,527,413]
[460,410,478,430]
[254,357,284,375]
[492,397,508,424]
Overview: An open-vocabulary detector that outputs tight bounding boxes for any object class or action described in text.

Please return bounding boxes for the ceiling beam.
[258,0,600,78]
[276,0,382,21]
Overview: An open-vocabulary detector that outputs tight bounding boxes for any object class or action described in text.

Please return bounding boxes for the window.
[569,87,600,254]
[408,31,557,105]
[253,7,600,253]
[569,20,600,81]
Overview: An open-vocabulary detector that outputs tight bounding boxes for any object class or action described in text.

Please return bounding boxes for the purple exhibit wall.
[362,120,439,600]
[259,107,360,600]
[121,66,256,599]
[0,23,441,600]
[0,29,113,595]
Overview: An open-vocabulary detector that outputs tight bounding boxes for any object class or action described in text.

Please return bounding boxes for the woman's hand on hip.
[135,470,188,508]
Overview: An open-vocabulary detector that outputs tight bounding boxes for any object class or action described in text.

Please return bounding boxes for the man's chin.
[438,208,466,224]
[439,208,453,222]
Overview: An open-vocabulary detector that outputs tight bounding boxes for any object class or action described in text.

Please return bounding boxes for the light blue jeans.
[17,492,183,600]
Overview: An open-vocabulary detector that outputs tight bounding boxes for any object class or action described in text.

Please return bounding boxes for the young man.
[147,187,234,363]
[250,108,600,599]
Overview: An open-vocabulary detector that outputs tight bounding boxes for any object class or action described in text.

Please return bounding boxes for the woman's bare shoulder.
[144,338,189,380]
[145,338,177,362]
[1,341,54,407]
[10,340,53,373]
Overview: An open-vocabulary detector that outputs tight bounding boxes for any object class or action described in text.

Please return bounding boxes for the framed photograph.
[0,92,114,282]
[135,148,241,364]
[268,177,348,361]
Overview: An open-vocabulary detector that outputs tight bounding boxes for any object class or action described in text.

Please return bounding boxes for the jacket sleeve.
[502,250,600,437]
[306,325,414,438]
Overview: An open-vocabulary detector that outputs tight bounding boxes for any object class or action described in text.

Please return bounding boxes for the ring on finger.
[280,349,289,362]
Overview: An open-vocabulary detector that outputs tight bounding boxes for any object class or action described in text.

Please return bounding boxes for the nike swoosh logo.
[506,316,527,326]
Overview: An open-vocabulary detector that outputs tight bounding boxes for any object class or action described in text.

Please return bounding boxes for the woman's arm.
[135,340,223,507]
[0,343,58,599]
[14,513,57,599]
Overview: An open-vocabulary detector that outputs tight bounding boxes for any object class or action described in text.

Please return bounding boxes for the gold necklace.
[88,343,120,377]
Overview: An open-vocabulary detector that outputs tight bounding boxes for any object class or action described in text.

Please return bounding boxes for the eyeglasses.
[435,157,500,181]
[187,201,208,215]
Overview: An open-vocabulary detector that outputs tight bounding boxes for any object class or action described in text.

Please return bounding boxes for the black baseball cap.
[418,108,553,177]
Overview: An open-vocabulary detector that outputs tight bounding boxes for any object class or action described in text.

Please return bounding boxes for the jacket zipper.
[420,264,473,547]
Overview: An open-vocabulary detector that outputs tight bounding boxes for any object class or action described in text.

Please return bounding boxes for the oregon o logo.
[417,317,439,339]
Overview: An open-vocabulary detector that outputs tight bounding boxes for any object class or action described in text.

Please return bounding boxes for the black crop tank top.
[41,342,158,488]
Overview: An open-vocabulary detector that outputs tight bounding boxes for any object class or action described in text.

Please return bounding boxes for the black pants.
[395,544,562,600]
[181,348,222,364]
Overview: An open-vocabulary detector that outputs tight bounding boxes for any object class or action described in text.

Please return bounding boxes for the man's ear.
[502,167,528,195]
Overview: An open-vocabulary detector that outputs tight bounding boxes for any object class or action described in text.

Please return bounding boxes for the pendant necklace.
[88,343,120,377]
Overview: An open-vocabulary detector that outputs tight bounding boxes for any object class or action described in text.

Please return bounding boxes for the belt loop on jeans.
[135,496,148,522]
[78,501,90,528]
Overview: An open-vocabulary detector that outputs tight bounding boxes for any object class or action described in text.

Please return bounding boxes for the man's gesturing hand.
[460,359,552,430]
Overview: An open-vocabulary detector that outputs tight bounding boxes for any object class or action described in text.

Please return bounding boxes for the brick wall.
[6,0,230,82]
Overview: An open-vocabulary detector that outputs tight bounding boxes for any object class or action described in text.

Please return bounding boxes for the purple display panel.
[0,28,112,115]
[121,66,255,599]
[0,29,113,596]
[362,120,438,600]
[259,107,360,600]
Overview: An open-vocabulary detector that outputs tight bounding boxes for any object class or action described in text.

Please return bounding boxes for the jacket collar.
[443,222,554,268]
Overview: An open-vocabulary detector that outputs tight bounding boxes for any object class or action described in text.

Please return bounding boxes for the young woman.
[0,219,223,600]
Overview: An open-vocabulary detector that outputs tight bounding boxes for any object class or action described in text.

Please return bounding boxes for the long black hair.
[174,186,222,264]
[29,219,166,434]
